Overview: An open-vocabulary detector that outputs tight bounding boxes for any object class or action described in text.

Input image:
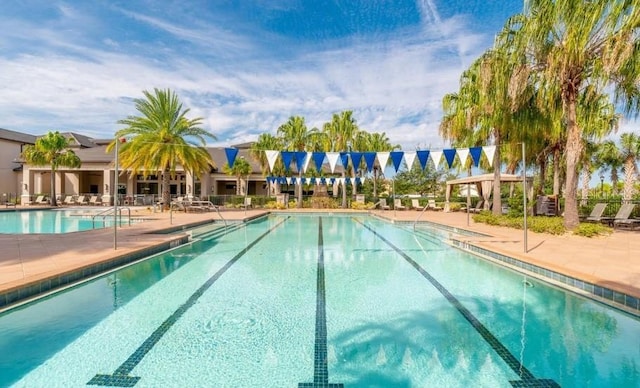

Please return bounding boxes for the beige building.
[0,128,267,205]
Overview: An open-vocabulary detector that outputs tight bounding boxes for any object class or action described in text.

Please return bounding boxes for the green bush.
[473,213,566,235]
[574,223,612,237]
[351,201,375,210]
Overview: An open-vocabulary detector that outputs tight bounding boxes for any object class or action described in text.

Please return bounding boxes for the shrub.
[473,213,566,235]
[574,223,612,237]
[351,201,375,210]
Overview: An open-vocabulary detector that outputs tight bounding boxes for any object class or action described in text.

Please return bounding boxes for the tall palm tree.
[362,132,398,200]
[508,0,640,228]
[277,116,315,207]
[110,88,216,209]
[619,133,640,203]
[21,131,81,206]
[321,111,360,208]
[597,140,623,197]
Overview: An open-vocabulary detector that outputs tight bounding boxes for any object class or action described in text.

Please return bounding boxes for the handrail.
[412,204,429,230]
[212,205,227,229]
[92,206,132,229]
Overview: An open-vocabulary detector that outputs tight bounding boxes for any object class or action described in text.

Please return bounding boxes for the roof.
[59,132,97,148]
[446,173,531,185]
[0,127,37,144]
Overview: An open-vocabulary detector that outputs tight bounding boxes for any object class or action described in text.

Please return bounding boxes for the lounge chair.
[88,196,101,206]
[585,203,608,223]
[378,198,390,210]
[411,199,423,210]
[470,200,484,213]
[32,195,47,205]
[427,199,442,211]
[63,196,75,205]
[613,204,640,229]
[240,197,252,209]
[76,195,88,205]
[394,198,406,210]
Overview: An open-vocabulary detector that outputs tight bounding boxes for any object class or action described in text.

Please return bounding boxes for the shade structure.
[444,173,533,212]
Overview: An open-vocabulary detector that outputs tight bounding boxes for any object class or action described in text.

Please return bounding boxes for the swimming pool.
[0,209,137,234]
[1,215,638,386]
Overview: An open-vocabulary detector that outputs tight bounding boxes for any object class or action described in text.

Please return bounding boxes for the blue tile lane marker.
[356,220,559,388]
[299,217,344,388]
[88,217,290,387]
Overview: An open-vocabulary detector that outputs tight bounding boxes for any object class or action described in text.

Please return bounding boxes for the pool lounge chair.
[613,204,640,229]
[394,198,406,210]
[585,203,609,223]
[470,200,484,213]
[427,199,442,211]
[411,199,423,210]
[240,197,252,209]
[32,195,47,205]
[63,196,75,205]
[88,196,101,206]
[378,198,390,210]
[76,195,88,205]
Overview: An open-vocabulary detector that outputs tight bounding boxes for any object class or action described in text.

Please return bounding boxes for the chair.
[427,199,442,211]
[63,196,75,205]
[394,198,406,210]
[378,198,390,210]
[411,199,422,210]
[240,197,252,209]
[613,204,640,229]
[470,200,484,213]
[355,194,365,204]
[88,196,101,206]
[76,195,88,205]
[585,203,608,223]
[32,195,47,205]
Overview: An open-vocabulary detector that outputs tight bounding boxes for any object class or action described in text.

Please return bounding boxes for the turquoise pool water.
[0,215,638,386]
[0,209,134,234]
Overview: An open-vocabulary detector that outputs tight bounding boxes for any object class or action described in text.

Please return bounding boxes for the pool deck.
[1,206,638,313]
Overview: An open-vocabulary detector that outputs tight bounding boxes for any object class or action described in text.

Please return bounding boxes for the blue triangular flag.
[416,150,430,170]
[390,151,404,172]
[294,151,307,172]
[320,177,326,185]
[312,152,326,171]
[278,177,287,185]
[350,152,363,169]
[469,147,482,167]
[290,177,297,185]
[310,177,317,185]
[224,148,238,168]
[340,152,350,170]
[443,149,457,168]
[355,177,361,185]
[281,151,294,171]
[300,177,307,185]
[329,177,336,185]
[266,176,274,184]
[345,177,351,185]
[363,152,377,173]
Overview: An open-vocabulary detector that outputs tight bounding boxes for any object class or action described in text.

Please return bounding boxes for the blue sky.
[0,0,601,149]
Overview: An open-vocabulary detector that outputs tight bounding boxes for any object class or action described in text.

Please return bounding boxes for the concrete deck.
[1,207,638,313]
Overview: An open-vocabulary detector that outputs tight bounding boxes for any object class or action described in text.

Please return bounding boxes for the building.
[0,128,268,205]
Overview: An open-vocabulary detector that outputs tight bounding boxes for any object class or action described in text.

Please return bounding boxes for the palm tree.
[249,133,283,196]
[619,133,640,203]
[110,88,216,210]
[361,132,398,200]
[597,140,623,198]
[277,116,315,208]
[21,131,81,206]
[508,0,640,228]
[223,157,252,195]
[321,111,360,208]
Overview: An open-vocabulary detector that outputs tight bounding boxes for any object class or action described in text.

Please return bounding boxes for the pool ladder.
[92,207,132,229]
[412,204,429,230]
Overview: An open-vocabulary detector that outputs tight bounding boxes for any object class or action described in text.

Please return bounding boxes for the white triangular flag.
[377,152,390,171]
[404,151,416,170]
[326,152,340,173]
[430,150,442,168]
[360,176,366,185]
[303,152,313,172]
[265,150,279,173]
[456,148,469,166]
[286,177,292,185]
[483,146,496,168]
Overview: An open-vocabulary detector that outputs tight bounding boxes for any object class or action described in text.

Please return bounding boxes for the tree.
[508,0,640,229]
[619,133,640,202]
[21,131,81,206]
[277,116,316,207]
[597,140,623,198]
[223,157,252,195]
[321,111,360,208]
[111,88,216,209]
[249,133,283,196]
[360,132,398,200]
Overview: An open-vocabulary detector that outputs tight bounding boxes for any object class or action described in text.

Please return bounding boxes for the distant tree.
[21,131,81,206]
[223,157,252,195]
[394,163,443,196]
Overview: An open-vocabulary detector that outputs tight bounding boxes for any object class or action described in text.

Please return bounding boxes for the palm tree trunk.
[297,169,303,208]
[580,167,591,206]
[563,97,582,229]
[553,147,561,196]
[623,158,635,203]
[341,171,347,208]
[492,134,502,216]
[162,168,171,210]
[537,155,547,195]
[50,168,57,206]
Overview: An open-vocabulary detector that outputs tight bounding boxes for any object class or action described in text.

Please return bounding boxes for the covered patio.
[444,173,533,212]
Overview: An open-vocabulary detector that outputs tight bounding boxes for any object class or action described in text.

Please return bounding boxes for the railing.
[92,206,132,229]
[412,203,429,230]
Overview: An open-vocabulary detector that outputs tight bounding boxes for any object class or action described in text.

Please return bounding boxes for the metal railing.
[92,206,132,229]
[412,203,429,230]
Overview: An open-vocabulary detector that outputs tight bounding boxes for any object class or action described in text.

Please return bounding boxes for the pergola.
[444,173,533,212]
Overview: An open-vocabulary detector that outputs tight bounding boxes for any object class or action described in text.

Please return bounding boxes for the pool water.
[0,209,137,234]
[0,215,638,386]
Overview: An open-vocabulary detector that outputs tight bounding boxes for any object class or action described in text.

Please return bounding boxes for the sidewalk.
[1,207,638,314]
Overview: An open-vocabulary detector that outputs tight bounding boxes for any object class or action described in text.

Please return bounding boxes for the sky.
[0,1,634,150]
